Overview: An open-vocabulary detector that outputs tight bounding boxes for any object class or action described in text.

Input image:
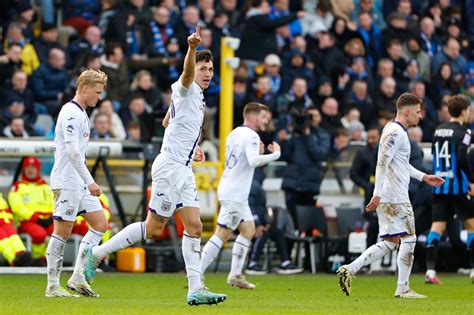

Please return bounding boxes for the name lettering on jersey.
[435,170,454,178]
[434,129,454,138]
[66,125,74,133]
[67,117,75,121]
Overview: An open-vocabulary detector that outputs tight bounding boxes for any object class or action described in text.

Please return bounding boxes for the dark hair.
[105,42,122,58]
[243,102,268,118]
[447,94,470,117]
[334,128,349,138]
[196,49,214,63]
[396,92,422,110]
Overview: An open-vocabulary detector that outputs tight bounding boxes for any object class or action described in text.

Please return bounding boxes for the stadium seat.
[334,207,364,236]
[286,206,328,273]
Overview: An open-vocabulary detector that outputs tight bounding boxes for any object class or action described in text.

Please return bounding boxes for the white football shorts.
[217,200,254,231]
[53,188,102,222]
[148,154,200,217]
[376,203,415,237]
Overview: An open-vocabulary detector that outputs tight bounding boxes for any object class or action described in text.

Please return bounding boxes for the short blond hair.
[76,69,107,90]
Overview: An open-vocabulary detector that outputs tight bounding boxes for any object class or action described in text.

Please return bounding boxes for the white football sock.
[347,240,398,275]
[93,222,145,259]
[46,234,67,289]
[396,235,416,293]
[182,232,202,294]
[229,235,251,277]
[71,228,104,281]
[201,235,223,275]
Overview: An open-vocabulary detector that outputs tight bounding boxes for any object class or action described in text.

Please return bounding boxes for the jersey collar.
[70,100,84,111]
[393,120,407,132]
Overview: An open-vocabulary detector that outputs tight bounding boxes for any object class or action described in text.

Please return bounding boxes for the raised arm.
[180,24,201,89]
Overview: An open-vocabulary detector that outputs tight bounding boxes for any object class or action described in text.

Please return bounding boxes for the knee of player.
[186,222,203,237]
[91,221,108,234]
[242,226,256,239]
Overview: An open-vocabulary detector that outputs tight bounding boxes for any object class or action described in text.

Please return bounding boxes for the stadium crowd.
[0,0,474,270]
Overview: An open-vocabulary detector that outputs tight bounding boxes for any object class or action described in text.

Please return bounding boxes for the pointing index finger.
[196,23,201,36]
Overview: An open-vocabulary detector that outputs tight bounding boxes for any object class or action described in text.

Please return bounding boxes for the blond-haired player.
[45,69,108,298]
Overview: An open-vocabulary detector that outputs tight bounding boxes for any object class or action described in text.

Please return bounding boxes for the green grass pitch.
[1,273,473,314]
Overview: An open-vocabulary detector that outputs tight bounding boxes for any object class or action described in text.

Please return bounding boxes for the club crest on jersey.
[161,201,171,212]
[65,206,74,216]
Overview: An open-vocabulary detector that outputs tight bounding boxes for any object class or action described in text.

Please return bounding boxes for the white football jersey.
[51,101,91,190]
[160,80,205,166]
[373,121,424,203]
[217,126,264,203]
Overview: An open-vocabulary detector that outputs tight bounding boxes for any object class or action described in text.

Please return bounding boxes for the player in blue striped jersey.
[426,94,474,284]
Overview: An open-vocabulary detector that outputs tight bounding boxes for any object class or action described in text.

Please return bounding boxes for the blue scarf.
[150,21,174,55]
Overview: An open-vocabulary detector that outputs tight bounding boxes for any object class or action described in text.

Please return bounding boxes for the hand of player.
[193,146,206,162]
[469,183,474,196]
[268,141,281,153]
[259,141,265,155]
[88,182,102,197]
[255,224,269,237]
[365,196,380,213]
[422,174,445,187]
[187,24,201,49]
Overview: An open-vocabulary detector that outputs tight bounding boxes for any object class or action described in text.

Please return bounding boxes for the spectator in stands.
[250,75,278,117]
[174,5,201,53]
[300,0,332,36]
[144,6,175,57]
[351,0,386,31]
[399,59,422,91]
[4,70,37,132]
[8,157,54,263]
[99,0,129,49]
[233,76,251,127]
[0,193,34,266]
[130,70,164,113]
[445,17,470,58]
[0,44,22,89]
[410,81,436,142]
[374,58,394,88]
[237,0,303,67]
[319,97,343,136]
[309,32,345,80]
[340,106,361,129]
[350,126,380,246]
[419,16,441,58]
[1,94,34,132]
[374,76,397,114]
[402,33,431,82]
[62,0,101,36]
[385,39,407,82]
[5,22,39,76]
[100,43,130,109]
[90,99,126,140]
[432,37,467,79]
[330,17,360,52]
[276,77,313,130]
[246,170,303,275]
[2,117,30,138]
[33,23,68,66]
[342,80,375,128]
[343,37,366,65]
[260,54,283,96]
[90,113,113,139]
[430,62,462,107]
[381,12,410,49]
[12,1,36,42]
[348,120,367,141]
[69,25,105,71]
[357,11,382,68]
[329,128,351,160]
[279,106,329,224]
[125,0,153,28]
[281,49,316,92]
[31,48,68,117]
[120,94,154,142]
[437,98,451,124]
[126,120,141,142]
[395,0,417,32]
[307,106,331,156]
[312,75,333,105]
[347,56,375,93]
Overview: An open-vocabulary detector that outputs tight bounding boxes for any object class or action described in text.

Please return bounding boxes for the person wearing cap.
[401,34,431,82]
[0,93,35,135]
[261,54,283,95]
[8,157,54,263]
[0,192,34,266]
[34,23,69,65]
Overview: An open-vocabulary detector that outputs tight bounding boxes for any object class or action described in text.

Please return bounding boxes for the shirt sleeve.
[60,108,81,145]
[245,135,281,167]
[409,165,425,182]
[172,80,189,97]
[373,130,401,197]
